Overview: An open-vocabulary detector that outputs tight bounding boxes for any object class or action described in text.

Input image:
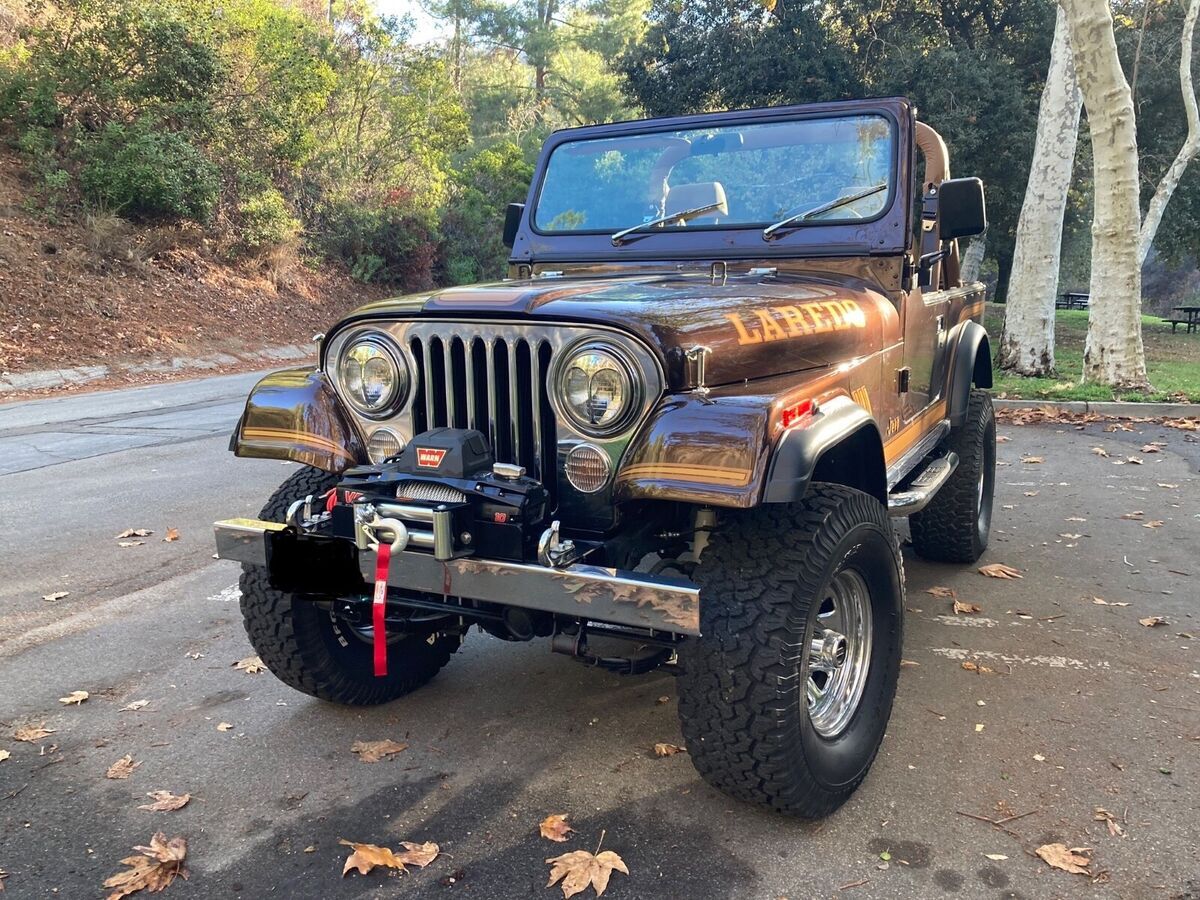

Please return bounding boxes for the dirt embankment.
[0,151,388,378]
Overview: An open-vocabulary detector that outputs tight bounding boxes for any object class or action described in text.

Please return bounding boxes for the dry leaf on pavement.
[1141,444,1161,453]
[41,591,69,602]
[952,599,981,615]
[1120,510,1145,520]
[339,839,439,876]
[653,742,685,757]
[961,661,994,674]
[900,659,920,667]
[0,749,10,762]
[1091,598,1130,607]
[546,844,629,898]
[1020,456,1044,464]
[138,791,191,812]
[540,814,575,842]
[1139,616,1168,627]
[1093,807,1126,838]
[1090,447,1108,457]
[116,529,153,539]
[978,563,1022,579]
[1142,520,1165,529]
[926,586,956,598]
[102,832,188,900]
[59,690,89,705]
[107,754,141,780]
[233,656,265,674]
[995,435,1011,442]
[121,700,150,712]
[1035,843,1091,876]
[1125,456,1143,465]
[350,739,409,762]
[216,722,233,732]
[163,528,181,542]
[118,541,144,548]
[13,724,54,742]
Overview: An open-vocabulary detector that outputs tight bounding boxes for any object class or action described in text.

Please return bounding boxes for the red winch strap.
[372,541,391,677]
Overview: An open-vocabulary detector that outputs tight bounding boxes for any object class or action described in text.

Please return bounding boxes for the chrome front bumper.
[213,518,700,635]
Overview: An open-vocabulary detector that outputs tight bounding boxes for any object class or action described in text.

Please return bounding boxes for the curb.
[993,399,1197,417]
[0,344,314,394]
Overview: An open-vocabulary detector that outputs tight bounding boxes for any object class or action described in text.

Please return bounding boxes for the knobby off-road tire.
[677,484,904,818]
[238,465,459,705]
[909,388,996,564]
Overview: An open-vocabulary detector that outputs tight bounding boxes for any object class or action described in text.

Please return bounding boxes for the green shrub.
[80,120,219,222]
[239,188,301,250]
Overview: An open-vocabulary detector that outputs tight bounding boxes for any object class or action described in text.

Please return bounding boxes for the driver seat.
[664,181,728,225]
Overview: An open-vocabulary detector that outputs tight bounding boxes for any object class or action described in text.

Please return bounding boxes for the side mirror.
[502,203,524,249]
[937,177,986,241]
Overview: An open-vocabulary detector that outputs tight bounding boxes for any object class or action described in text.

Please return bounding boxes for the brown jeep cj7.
[215,97,994,818]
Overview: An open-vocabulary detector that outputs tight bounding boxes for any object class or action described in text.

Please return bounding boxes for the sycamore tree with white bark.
[1001,0,1200,389]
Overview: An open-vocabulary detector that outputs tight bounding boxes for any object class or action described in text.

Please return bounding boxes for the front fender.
[231,368,366,473]
[947,320,992,427]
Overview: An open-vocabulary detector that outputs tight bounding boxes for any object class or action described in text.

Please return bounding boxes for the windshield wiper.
[762,182,888,241]
[611,202,726,246]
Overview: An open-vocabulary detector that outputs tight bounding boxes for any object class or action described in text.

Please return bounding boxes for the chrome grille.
[409,332,557,500]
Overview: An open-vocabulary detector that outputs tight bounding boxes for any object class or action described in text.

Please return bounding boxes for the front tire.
[909,388,996,563]
[238,466,459,705]
[676,485,904,818]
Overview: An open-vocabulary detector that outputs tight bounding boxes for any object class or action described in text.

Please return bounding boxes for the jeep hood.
[343,273,899,388]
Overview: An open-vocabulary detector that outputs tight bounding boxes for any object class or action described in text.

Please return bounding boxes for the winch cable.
[372,541,391,676]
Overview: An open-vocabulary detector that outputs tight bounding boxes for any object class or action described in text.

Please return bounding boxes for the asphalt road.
[1,376,1197,900]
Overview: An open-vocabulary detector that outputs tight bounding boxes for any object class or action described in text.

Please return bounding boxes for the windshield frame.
[531,113,899,238]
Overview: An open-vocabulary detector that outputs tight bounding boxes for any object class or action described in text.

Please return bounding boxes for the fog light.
[367,428,404,463]
[564,443,611,493]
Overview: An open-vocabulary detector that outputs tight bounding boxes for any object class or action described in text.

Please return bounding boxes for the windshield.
[533,114,895,236]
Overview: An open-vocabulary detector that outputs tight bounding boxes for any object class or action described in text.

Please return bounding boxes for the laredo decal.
[725,300,867,346]
[416,447,448,468]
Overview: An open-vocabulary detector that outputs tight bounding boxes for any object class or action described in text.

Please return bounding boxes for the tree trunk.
[998,6,1081,376]
[1061,0,1149,389]
[1138,0,1200,266]
[960,233,987,284]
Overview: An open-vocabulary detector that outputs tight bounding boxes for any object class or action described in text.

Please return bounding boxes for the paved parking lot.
[1,378,1197,898]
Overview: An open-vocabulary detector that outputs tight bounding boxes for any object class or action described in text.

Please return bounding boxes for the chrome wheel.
[805,567,873,738]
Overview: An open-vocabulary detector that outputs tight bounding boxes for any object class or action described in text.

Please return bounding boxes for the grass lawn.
[985,304,1200,403]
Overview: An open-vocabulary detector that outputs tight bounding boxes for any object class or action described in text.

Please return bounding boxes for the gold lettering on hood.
[725,300,866,346]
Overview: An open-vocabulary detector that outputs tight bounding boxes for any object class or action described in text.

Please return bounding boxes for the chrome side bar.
[888,451,959,516]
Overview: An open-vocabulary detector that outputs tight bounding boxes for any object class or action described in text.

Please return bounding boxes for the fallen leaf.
[961,661,994,674]
[540,814,575,842]
[0,749,10,762]
[233,656,265,674]
[978,563,1022,579]
[163,528,180,542]
[41,591,69,602]
[656,696,670,704]
[350,739,408,763]
[1091,447,1109,457]
[13,724,54,742]
[117,540,144,548]
[107,754,141,780]
[1091,598,1130,607]
[1024,490,1039,497]
[1021,456,1044,464]
[121,700,150,712]
[102,832,188,899]
[984,853,1009,861]
[996,435,1011,442]
[1139,616,1168,628]
[1032,753,1045,761]
[974,723,985,732]
[1142,520,1165,529]
[1035,843,1091,876]
[1158,483,1179,489]
[1065,516,1087,522]
[953,599,982,615]
[1059,533,1083,540]
[1125,456,1143,465]
[1120,510,1145,520]
[59,690,89,705]
[339,839,440,877]
[116,528,153,539]
[138,791,191,812]
[653,742,685,757]
[926,586,956,598]
[900,659,921,667]
[1141,444,1161,453]
[546,846,629,898]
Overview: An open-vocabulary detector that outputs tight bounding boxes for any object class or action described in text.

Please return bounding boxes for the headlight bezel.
[331,331,409,419]
[551,338,645,437]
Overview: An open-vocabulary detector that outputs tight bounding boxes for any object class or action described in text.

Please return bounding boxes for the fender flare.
[948,320,993,427]
[762,395,887,504]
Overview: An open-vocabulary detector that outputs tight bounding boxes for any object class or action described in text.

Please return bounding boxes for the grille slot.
[410,333,557,505]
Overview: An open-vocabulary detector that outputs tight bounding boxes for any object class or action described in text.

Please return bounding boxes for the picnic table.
[1057,291,1090,310]
[1167,305,1200,333]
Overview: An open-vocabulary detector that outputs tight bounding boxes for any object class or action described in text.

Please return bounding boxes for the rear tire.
[238,466,459,705]
[676,485,904,818]
[910,388,995,564]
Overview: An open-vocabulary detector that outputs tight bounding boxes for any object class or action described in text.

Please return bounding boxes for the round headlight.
[556,342,640,435]
[338,337,407,416]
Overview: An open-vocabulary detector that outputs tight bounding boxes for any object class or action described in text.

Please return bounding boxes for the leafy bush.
[321,200,439,292]
[239,188,301,250]
[80,120,219,221]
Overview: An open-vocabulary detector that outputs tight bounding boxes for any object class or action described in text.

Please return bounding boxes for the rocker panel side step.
[887,452,959,516]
